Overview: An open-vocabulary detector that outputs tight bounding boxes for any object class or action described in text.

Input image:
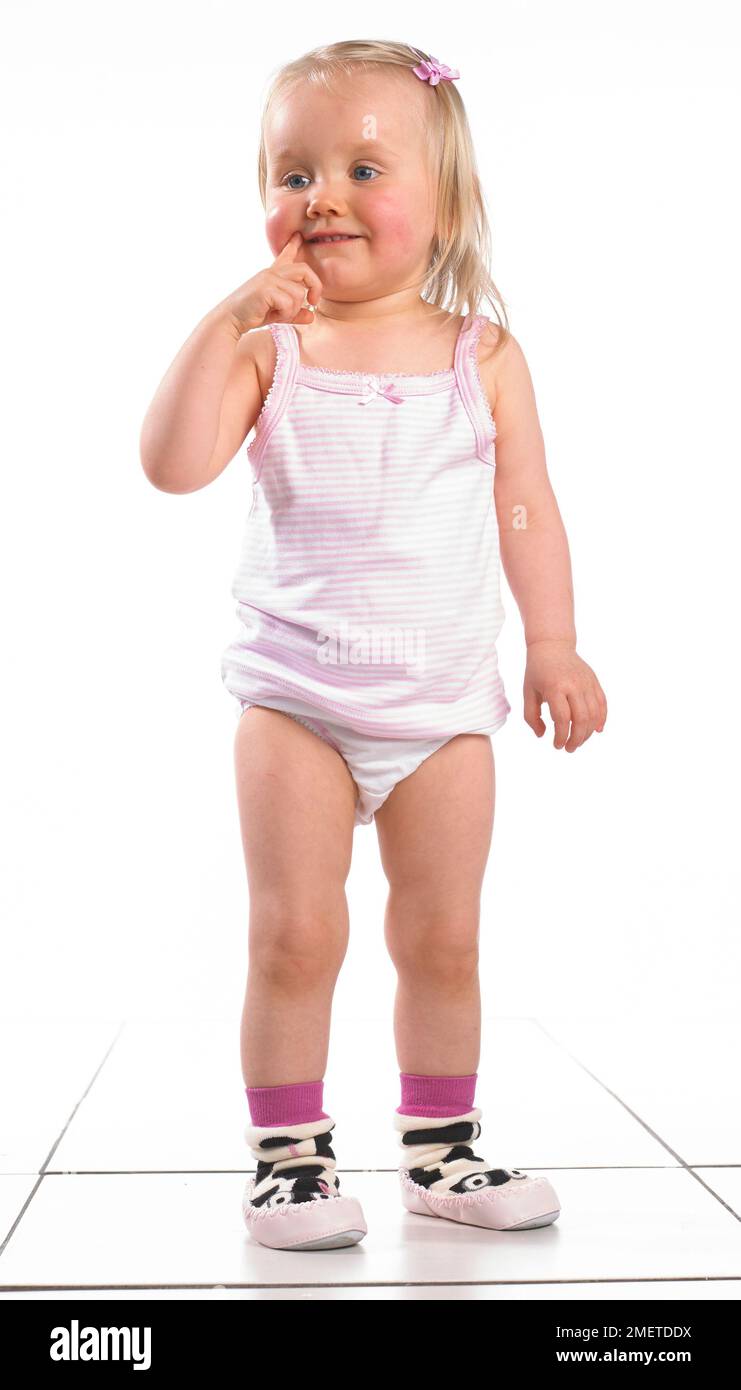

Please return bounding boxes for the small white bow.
[357,377,405,405]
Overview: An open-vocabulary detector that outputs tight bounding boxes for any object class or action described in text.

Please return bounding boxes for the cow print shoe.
[395,1107,560,1231]
[243,1114,367,1250]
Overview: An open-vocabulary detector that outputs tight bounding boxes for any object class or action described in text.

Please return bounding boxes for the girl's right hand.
[221,232,322,335]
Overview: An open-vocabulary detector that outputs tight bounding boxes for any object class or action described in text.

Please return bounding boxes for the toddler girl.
[140,39,607,1252]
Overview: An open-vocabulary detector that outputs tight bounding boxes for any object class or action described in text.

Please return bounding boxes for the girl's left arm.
[485,329,608,752]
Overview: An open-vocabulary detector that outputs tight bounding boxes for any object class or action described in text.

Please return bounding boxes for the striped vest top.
[221,311,511,740]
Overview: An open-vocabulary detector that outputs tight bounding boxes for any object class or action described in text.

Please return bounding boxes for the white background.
[2,0,739,1055]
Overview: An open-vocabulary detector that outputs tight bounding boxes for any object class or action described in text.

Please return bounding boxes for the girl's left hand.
[523,640,607,752]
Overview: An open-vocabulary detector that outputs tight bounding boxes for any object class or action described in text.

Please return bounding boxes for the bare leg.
[374,734,495,1075]
[234,707,358,1086]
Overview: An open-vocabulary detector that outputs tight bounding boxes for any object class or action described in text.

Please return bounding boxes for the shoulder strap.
[454,313,496,468]
[249,323,299,479]
[267,320,300,368]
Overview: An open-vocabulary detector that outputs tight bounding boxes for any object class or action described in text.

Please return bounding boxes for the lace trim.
[298,362,455,380]
[470,317,497,442]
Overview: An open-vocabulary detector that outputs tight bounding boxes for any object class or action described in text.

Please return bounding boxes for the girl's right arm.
[139,232,321,494]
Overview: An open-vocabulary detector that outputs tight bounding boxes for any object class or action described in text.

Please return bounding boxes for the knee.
[249,899,348,988]
[389,918,480,986]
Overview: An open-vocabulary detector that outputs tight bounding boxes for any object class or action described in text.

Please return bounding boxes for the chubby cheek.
[366,193,424,261]
[265,204,302,259]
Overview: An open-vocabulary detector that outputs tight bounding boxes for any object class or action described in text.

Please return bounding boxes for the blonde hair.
[256,39,511,353]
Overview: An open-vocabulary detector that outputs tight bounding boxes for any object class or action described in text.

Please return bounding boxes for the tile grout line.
[0,1020,128,1259]
[2,1276,741,1293]
[532,1018,741,1223]
[27,1164,741,1175]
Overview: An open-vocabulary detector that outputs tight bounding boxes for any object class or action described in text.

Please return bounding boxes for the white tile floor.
[0,1017,739,1300]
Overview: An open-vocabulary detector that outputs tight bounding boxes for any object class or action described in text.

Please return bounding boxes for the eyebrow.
[270,140,397,161]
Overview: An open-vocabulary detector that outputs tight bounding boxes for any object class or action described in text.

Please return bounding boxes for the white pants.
[236,695,456,827]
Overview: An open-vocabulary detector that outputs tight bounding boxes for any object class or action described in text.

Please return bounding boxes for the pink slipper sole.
[242,1178,368,1250]
[399,1169,560,1231]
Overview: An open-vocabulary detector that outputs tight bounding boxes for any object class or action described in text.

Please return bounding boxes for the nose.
[305,182,350,221]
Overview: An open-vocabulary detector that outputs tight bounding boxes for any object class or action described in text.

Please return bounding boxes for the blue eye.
[281,166,379,190]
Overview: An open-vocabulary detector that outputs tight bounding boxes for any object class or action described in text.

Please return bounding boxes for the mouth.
[304,234,363,245]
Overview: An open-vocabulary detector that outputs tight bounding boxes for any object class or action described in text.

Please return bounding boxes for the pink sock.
[397,1071,478,1117]
[245,1080,329,1127]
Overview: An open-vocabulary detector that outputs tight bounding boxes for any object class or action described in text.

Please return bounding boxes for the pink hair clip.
[411,55,460,86]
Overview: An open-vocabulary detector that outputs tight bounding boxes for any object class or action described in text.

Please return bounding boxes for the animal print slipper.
[395,1107,560,1231]
[243,1114,367,1250]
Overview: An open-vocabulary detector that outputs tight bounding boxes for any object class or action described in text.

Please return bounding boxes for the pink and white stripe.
[221,312,511,741]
